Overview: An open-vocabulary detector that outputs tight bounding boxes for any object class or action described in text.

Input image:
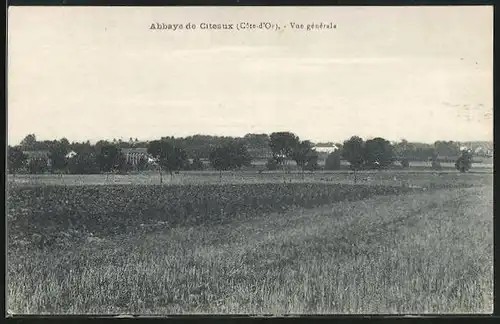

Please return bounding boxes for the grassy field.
[6,168,493,187]
[6,171,493,314]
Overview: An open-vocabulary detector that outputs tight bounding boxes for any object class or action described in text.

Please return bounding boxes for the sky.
[7,6,493,145]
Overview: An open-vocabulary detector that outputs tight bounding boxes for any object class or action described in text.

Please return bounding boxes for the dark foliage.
[324,152,342,171]
[291,140,319,172]
[456,150,473,172]
[342,136,365,170]
[147,140,189,174]
[190,156,205,171]
[27,157,49,174]
[67,153,100,174]
[8,146,28,175]
[209,140,252,172]
[96,144,123,173]
[269,132,300,165]
[363,137,394,169]
[266,158,279,171]
[48,142,69,172]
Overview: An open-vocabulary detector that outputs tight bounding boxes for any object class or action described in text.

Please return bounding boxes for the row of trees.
[17,133,486,161]
[8,133,475,176]
[337,136,472,173]
[16,133,271,160]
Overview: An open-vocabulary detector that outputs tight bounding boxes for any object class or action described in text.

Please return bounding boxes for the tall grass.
[7,185,492,314]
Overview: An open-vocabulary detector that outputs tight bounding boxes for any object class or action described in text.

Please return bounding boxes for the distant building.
[122,147,150,165]
[147,156,159,165]
[313,144,339,154]
[65,150,78,159]
[474,146,493,157]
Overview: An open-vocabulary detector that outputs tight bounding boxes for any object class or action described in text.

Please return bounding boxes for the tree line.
[8,133,474,176]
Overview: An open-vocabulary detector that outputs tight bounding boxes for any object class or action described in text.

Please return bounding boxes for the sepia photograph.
[6,6,493,314]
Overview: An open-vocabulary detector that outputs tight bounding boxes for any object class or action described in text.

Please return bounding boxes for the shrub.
[456,152,472,173]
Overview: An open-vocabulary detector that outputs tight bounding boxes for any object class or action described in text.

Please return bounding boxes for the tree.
[291,140,318,174]
[136,155,149,171]
[20,134,37,150]
[434,141,460,157]
[363,137,394,169]
[27,156,49,174]
[8,146,27,176]
[67,152,100,174]
[244,133,271,158]
[229,140,253,169]
[96,144,122,173]
[71,141,94,155]
[456,150,473,172]
[190,156,204,171]
[342,136,365,183]
[342,136,365,170]
[209,146,232,178]
[304,154,319,172]
[431,151,442,170]
[244,133,270,148]
[209,140,252,180]
[394,139,412,167]
[49,142,69,173]
[59,138,70,150]
[269,132,300,167]
[147,140,189,182]
[324,151,341,171]
[266,157,279,171]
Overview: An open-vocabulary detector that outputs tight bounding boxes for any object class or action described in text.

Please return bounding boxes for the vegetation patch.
[7,182,471,251]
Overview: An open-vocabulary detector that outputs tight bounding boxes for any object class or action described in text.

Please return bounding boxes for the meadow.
[6,170,493,314]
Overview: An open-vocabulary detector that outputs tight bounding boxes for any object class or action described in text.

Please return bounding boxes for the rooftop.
[23,150,50,158]
[122,147,148,154]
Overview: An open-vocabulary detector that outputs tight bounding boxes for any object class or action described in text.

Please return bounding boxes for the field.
[6,168,493,186]
[7,170,493,314]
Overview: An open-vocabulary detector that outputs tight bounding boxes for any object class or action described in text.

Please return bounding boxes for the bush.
[455,153,472,173]
[324,152,341,170]
[401,158,410,168]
